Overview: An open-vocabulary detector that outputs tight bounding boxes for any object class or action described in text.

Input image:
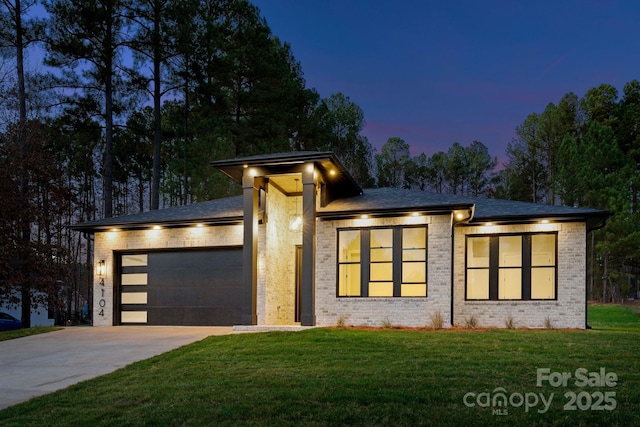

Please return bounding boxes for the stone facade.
[259,185,302,325]
[453,222,586,329]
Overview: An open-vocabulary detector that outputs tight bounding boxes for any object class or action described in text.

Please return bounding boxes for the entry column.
[301,163,316,326]
[241,172,258,325]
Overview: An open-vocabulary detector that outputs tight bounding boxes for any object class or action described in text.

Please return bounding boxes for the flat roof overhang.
[212,151,363,200]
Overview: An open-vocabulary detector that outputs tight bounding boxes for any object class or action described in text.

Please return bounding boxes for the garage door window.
[120,253,148,324]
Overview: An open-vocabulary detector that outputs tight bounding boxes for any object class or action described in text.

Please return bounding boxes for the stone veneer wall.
[314,214,452,328]
[260,185,302,325]
[92,224,243,326]
[453,222,587,329]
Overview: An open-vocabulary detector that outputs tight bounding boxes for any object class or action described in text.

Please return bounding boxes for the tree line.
[373,83,640,302]
[1,0,638,325]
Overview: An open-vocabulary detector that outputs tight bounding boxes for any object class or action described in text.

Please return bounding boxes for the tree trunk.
[14,0,32,329]
[602,252,608,302]
[103,2,114,218]
[150,0,162,210]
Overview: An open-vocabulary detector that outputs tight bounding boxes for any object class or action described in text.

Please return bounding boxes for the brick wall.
[453,222,586,329]
[93,224,243,326]
[315,214,452,328]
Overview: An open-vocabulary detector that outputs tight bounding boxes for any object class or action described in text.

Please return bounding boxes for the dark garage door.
[119,248,243,326]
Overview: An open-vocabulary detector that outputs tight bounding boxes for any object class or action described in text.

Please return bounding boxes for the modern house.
[73,151,609,329]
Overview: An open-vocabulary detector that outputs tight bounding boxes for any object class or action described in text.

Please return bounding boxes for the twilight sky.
[252,0,640,163]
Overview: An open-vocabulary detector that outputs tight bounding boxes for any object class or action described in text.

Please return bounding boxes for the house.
[72,151,609,329]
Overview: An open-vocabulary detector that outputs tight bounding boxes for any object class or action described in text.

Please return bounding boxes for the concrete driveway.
[0,326,234,410]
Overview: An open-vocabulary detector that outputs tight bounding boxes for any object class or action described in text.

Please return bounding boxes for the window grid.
[337,226,427,298]
[466,232,557,301]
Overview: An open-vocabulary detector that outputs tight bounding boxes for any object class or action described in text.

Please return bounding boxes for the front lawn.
[0,326,62,342]
[588,303,640,331]
[1,322,638,426]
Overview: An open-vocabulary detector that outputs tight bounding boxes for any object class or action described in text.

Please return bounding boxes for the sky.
[251,0,640,163]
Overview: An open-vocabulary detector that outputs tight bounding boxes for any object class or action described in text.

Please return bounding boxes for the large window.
[466,233,556,301]
[337,226,427,297]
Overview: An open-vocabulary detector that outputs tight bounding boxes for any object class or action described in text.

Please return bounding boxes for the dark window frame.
[336,225,428,298]
[465,232,558,301]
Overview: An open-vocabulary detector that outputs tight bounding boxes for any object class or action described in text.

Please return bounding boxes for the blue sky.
[252,0,640,162]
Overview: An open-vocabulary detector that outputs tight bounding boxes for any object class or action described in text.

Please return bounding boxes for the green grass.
[0,326,62,342]
[1,307,639,426]
[588,303,640,331]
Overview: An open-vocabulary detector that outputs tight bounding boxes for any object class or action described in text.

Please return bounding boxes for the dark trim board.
[116,247,243,326]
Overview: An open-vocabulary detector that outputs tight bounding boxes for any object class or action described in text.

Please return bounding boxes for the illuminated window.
[338,230,361,296]
[337,226,427,297]
[466,233,557,301]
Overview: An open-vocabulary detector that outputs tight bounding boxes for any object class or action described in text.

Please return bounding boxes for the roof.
[317,187,474,217]
[72,188,610,233]
[319,188,609,229]
[71,196,243,232]
[211,151,362,200]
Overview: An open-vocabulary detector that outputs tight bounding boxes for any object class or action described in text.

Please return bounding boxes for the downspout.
[451,227,455,327]
[450,206,475,327]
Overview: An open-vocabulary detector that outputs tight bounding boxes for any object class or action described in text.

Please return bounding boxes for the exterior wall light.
[97,260,106,277]
[289,179,302,231]
[289,215,302,231]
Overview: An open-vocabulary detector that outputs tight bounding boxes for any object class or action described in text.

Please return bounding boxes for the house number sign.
[98,278,106,317]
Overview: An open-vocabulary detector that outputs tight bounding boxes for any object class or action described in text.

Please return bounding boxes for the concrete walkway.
[0,326,234,410]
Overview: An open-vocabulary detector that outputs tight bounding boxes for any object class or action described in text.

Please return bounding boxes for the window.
[337,226,427,297]
[338,230,361,296]
[466,233,556,300]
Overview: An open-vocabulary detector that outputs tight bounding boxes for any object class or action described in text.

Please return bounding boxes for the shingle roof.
[319,187,608,221]
[72,188,609,232]
[71,196,243,231]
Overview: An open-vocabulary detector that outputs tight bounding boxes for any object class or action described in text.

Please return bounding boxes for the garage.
[118,247,243,326]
